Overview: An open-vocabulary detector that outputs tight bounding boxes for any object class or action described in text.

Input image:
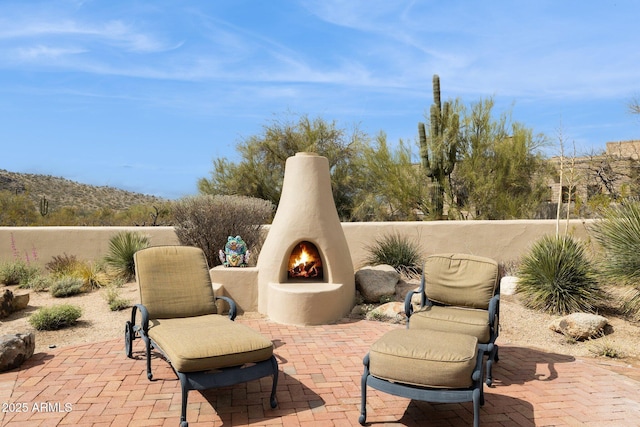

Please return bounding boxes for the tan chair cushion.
[148,314,274,372]
[369,329,478,389]
[409,306,491,343]
[134,246,217,319]
[424,253,498,309]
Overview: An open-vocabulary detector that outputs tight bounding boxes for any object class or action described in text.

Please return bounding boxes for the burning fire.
[288,242,323,279]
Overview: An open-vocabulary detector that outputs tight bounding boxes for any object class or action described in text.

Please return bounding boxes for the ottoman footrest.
[359,329,484,427]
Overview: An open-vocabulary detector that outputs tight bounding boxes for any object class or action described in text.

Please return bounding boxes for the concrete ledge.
[267,282,354,326]
[210,266,258,313]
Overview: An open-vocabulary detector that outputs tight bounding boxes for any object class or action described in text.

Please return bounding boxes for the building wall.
[548,140,640,206]
[606,140,640,160]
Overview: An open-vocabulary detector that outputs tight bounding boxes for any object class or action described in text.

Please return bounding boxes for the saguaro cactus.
[419,74,460,218]
[39,196,49,217]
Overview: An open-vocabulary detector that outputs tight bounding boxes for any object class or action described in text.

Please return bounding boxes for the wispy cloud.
[15,44,87,60]
[301,0,640,100]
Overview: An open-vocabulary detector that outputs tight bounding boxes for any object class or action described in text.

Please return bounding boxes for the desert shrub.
[589,200,640,317]
[104,231,150,281]
[50,276,85,297]
[0,260,39,286]
[74,260,110,290]
[516,234,604,315]
[29,304,82,330]
[46,253,81,276]
[587,333,622,359]
[173,195,274,267]
[364,233,424,277]
[23,275,53,292]
[103,283,130,311]
[48,254,110,290]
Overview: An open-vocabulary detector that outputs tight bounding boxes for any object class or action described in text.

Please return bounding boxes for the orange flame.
[292,245,313,268]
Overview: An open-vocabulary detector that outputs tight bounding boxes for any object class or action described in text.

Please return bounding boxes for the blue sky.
[1,0,639,199]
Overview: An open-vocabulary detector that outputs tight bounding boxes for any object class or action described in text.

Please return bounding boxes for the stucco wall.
[0,227,180,268]
[0,220,591,269]
[342,219,591,269]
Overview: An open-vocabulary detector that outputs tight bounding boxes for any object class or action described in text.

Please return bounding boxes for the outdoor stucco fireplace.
[257,152,355,325]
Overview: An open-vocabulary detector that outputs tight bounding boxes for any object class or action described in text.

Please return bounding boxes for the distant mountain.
[0,169,166,211]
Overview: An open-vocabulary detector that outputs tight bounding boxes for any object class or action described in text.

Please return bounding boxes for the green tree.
[198,114,367,220]
[453,98,551,219]
[352,133,427,221]
[0,190,38,225]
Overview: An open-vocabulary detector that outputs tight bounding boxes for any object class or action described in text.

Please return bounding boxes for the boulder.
[366,302,406,323]
[355,265,400,303]
[0,333,35,372]
[0,289,13,318]
[395,279,421,302]
[11,292,30,312]
[549,313,609,340]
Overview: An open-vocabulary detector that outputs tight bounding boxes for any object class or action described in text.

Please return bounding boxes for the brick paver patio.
[1,317,640,426]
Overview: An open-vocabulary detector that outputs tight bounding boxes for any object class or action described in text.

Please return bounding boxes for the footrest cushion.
[369,329,478,389]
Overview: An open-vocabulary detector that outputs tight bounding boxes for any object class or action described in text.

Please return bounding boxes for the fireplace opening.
[288,241,324,281]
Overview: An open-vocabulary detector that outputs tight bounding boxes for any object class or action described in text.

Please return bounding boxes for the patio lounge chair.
[125,245,278,427]
[404,253,501,386]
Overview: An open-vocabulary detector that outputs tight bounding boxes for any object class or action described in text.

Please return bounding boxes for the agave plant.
[516,234,603,315]
[589,200,640,317]
[104,231,149,281]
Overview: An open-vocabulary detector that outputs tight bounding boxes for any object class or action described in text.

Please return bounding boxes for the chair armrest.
[488,294,500,342]
[131,304,149,333]
[488,294,499,326]
[404,274,427,318]
[404,290,417,318]
[215,295,238,321]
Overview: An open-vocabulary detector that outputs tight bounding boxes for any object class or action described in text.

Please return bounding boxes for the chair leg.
[124,321,134,358]
[359,354,369,425]
[269,356,279,408]
[142,334,153,380]
[472,387,481,427]
[486,345,498,386]
[178,373,189,427]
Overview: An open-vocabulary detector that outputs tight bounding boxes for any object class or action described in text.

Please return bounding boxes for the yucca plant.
[589,200,640,318]
[364,233,424,277]
[516,234,604,315]
[104,231,149,281]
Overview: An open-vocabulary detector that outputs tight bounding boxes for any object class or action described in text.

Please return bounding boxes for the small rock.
[500,276,519,296]
[0,333,35,372]
[549,313,609,340]
[366,302,406,323]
